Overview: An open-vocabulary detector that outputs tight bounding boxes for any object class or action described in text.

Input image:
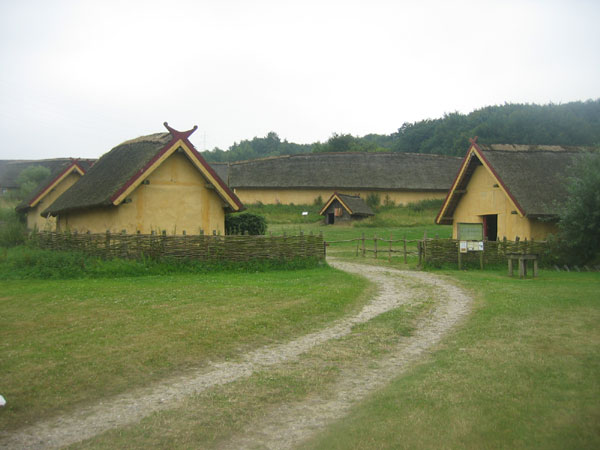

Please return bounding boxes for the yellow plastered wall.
[451,165,558,240]
[27,172,82,231]
[58,153,226,235]
[234,188,446,206]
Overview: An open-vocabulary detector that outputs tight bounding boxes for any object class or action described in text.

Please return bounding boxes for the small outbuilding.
[436,138,586,241]
[16,159,94,230]
[319,193,374,224]
[44,123,244,235]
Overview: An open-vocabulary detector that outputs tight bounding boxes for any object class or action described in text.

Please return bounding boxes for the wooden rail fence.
[325,234,550,269]
[32,231,325,262]
[325,233,420,263]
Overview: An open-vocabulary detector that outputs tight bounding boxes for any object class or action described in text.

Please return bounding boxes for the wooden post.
[508,257,513,276]
[362,233,365,257]
[418,240,422,267]
[388,233,392,263]
[533,258,539,278]
[355,238,359,257]
[374,235,378,259]
[519,257,525,278]
[480,249,484,270]
[403,236,407,264]
[458,244,462,270]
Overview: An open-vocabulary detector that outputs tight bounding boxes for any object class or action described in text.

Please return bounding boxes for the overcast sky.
[1,0,599,160]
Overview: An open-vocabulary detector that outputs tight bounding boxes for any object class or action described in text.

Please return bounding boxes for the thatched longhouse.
[214,152,462,206]
[15,159,94,230]
[436,140,587,241]
[45,123,243,235]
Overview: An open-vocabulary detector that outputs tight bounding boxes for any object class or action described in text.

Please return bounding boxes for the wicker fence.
[32,231,325,262]
[421,238,549,268]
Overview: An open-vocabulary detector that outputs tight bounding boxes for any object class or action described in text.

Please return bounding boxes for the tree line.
[200,99,600,162]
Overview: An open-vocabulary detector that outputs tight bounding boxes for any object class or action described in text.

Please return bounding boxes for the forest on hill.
[200,99,600,162]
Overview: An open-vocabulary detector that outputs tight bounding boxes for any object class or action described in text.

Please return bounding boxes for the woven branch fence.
[421,238,550,268]
[32,231,325,262]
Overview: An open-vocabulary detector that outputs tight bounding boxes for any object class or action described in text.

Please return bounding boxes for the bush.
[556,152,600,264]
[0,207,26,247]
[225,212,267,235]
[366,193,380,209]
[408,198,443,213]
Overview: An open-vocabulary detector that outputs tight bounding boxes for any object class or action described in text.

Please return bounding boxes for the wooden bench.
[507,253,538,278]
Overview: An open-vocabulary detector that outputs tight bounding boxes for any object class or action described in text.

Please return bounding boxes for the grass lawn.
[249,201,452,262]
[303,269,600,449]
[0,266,369,433]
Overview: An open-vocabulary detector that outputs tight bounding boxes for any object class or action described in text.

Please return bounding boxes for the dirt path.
[1,260,471,449]
[221,260,472,449]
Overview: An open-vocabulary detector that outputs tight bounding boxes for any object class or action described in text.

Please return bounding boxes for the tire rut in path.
[1,260,471,449]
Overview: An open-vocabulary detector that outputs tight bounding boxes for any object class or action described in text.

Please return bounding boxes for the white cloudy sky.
[1,0,599,159]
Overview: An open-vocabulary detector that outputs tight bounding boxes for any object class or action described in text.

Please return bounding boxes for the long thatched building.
[436,139,587,241]
[45,123,243,235]
[213,152,463,206]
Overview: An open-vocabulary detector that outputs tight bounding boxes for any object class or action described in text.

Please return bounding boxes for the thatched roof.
[45,125,243,216]
[0,158,80,190]
[320,193,374,217]
[209,162,229,184]
[16,159,94,213]
[221,152,462,191]
[436,142,588,224]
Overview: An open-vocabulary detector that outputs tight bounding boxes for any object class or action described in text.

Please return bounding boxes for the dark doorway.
[483,215,498,241]
[327,213,335,225]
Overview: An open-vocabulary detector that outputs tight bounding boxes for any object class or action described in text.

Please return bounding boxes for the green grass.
[0,266,369,432]
[245,199,446,230]
[303,269,600,449]
[243,203,323,224]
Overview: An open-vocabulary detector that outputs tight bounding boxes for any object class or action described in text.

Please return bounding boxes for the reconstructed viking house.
[16,159,94,230]
[216,152,463,206]
[319,193,374,224]
[45,123,243,235]
[436,139,587,241]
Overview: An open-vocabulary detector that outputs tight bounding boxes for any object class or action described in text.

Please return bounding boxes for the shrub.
[225,212,267,235]
[366,193,380,209]
[0,207,27,247]
[555,152,600,264]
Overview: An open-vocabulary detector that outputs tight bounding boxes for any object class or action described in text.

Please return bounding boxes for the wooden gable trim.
[110,126,243,211]
[472,143,526,217]
[435,142,525,224]
[29,160,85,208]
[435,146,477,224]
[319,193,353,216]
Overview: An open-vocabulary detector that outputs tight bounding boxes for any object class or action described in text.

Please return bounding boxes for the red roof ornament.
[163,122,198,140]
[469,136,479,145]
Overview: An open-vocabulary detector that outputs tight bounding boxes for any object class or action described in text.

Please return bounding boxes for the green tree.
[556,152,600,263]
[15,165,51,200]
